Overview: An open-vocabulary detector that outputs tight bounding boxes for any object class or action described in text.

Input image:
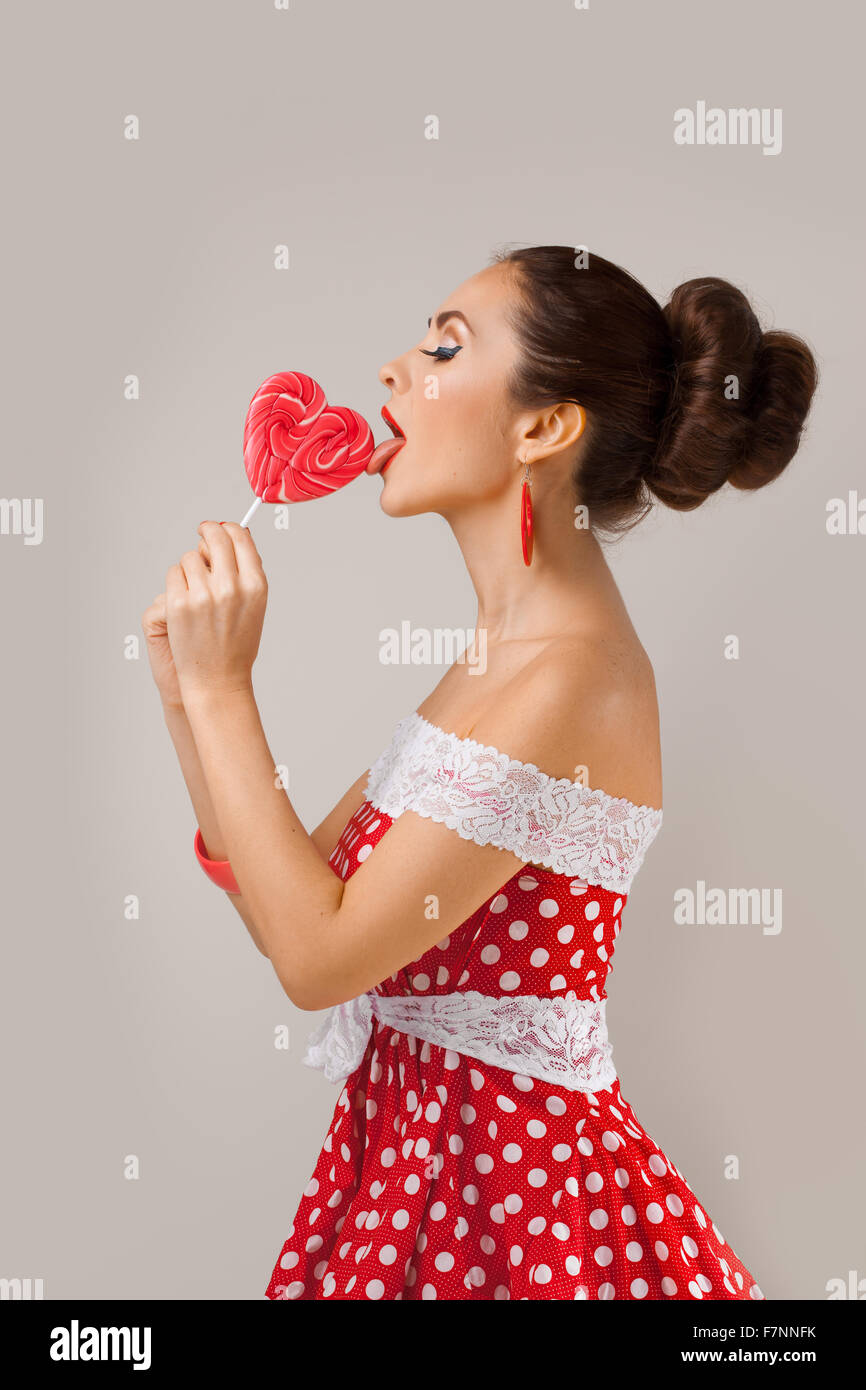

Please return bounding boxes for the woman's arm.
[161,700,271,956]
[161,699,371,957]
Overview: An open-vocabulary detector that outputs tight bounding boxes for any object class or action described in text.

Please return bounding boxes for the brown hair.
[492,244,819,539]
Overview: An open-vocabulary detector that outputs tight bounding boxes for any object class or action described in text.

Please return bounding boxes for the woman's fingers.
[178,549,211,597]
[220,522,267,591]
[197,520,238,578]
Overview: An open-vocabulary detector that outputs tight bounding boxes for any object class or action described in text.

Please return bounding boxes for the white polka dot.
[357,843,373,862]
[421,1283,437,1299]
[527,1119,547,1138]
[379,1147,397,1169]
[508,920,529,940]
[378,1245,398,1265]
[661,1276,677,1295]
[646,1203,665,1224]
[593,1246,614,1267]
[666,1194,684,1217]
[552,1222,571,1241]
[502,1143,523,1163]
[626,1241,643,1262]
[527,1168,548,1187]
[557,924,575,943]
[479,944,501,964]
[392,1209,410,1230]
[517,875,538,891]
[586,1171,604,1192]
[655,1241,669,1260]
[499,971,521,991]
[552,1143,572,1161]
[504,1193,523,1213]
[648,1153,667,1176]
[365,1278,385,1299]
[589,1209,609,1230]
[565,1254,582,1275]
[584,900,600,920]
[530,948,549,967]
[620,1205,637,1226]
[475,1153,494,1174]
[531,1264,552,1284]
[550,975,567,990]
[434,1252,454,1272]
[539,899,559,918]
[631,1278,648,1298]
[489,894,509,913]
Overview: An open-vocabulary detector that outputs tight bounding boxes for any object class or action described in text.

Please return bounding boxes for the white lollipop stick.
[240,495,263,528]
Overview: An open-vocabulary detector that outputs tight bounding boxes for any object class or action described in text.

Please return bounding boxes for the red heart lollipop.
[240,372,374,525]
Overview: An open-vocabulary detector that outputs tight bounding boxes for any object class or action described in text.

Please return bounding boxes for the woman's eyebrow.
[427,309,475,335]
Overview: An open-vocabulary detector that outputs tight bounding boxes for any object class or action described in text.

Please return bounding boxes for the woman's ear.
[520,401,586,459]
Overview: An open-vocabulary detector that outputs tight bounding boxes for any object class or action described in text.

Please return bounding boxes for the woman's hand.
[165,520,268,703]
[141,591,185,710]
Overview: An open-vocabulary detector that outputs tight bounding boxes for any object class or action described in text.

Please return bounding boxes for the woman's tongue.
[367,437,405,474]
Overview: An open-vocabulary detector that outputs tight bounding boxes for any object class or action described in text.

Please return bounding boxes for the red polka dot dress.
[265,712,765,1302]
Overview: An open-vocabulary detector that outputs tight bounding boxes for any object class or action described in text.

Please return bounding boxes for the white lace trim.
[303,989,616,1093]
[363,711,663,894]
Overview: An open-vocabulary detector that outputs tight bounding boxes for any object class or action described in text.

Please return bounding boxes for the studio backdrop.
[2,0,863,1301]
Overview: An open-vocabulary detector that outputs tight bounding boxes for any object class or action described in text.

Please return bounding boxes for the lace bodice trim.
[303,988,617,1093]
[363,711,663,894]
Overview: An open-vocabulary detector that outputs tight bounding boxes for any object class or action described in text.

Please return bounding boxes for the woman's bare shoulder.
[467,632,663,810]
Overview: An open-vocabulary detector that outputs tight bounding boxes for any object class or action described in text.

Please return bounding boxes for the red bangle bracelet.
[194,827,242,896]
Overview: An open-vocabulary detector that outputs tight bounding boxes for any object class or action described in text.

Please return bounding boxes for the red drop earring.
[520,458,534,566]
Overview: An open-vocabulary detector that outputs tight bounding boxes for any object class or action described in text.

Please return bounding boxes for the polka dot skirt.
[264,800,765,1301]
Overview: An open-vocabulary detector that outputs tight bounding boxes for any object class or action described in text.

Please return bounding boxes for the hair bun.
[646,277,818,509]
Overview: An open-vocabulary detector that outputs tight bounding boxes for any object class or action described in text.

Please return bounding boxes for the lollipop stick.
[240,495,262,528]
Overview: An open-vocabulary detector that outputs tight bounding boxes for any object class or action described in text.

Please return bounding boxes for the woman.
[142,245,818,1300]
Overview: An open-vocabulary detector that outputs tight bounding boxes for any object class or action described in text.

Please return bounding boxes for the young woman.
[143,245,817,1301]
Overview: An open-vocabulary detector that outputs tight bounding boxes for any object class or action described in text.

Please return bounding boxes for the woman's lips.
[366,404,406,475]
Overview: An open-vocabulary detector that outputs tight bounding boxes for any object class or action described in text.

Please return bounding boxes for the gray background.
[2,0,863,1299]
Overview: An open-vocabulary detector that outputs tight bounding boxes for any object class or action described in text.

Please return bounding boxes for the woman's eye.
[419,344,463,361]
